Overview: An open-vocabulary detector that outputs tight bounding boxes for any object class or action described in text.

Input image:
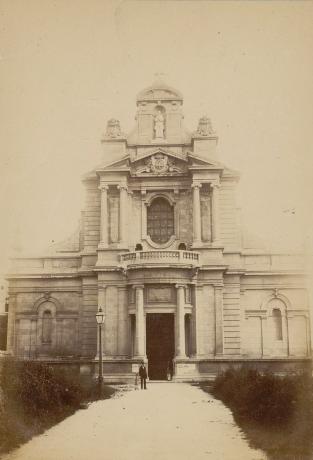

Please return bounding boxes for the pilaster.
[175,284,186,358]
[117,286,129,357]
[211,183,221,245]
[98,184,109,249]
[192,183,202,246]
[134,285,146,358]
[96,287,106,357]
[214,286,224,355]
[118,184,128,247]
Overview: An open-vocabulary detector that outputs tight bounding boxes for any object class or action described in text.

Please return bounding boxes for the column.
[134,285,145,358]
[98,184,109,248]
[96,287,106,358]
[175,284,186,358]
[192,285,204,357]
[192,183,202,245]
[211,184,220,244]
[215,286,224,355]
[141,189,147,239]
[118,185,128,246]
[117,286,128,357]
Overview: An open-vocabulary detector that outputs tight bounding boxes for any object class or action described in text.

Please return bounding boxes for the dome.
[136,80,183,104]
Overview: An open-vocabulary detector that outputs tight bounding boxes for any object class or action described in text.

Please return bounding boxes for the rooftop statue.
[196,115,215,137]
[105,118,123,138]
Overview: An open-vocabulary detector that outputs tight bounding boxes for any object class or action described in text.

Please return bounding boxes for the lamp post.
[96,307,105,396]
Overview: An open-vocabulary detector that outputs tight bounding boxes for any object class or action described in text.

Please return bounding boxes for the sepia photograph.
[0,1,313,459]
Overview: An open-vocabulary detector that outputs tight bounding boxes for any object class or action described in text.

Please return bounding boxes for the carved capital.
[98,184,109,192]
[118,184,128,192]
[175,284,186,290]
[210,182,220,190]
[132,284,144,290]
[191,183,202,190]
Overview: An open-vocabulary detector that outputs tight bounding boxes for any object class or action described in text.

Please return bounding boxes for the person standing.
[138,361,148,389]
[167,359,174,381]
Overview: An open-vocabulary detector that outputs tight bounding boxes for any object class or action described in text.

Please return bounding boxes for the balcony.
[120,250,200,269]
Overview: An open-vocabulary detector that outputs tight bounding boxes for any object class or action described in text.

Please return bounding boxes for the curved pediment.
[137,83,183,103]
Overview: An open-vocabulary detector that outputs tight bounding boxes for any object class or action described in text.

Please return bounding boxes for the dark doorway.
[146,313,175,380]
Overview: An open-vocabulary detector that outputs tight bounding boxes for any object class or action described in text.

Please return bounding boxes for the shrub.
[0,358,115,454]
[212,367,313,426]
[1,359,83,420]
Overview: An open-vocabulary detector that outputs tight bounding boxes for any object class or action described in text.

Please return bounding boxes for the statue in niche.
[154,110,165,139]
[196,115,215,137]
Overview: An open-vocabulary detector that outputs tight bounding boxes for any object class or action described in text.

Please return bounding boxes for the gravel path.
[2,383,266,460]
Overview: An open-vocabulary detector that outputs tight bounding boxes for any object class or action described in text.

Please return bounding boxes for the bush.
[0,358,115,454]
[211,367,313,426]
[1,359,83,420]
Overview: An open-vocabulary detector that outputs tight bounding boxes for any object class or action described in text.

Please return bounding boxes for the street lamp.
[96,307,105,395]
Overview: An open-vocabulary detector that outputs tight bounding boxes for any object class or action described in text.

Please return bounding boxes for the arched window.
[42,310,52,343]
[178,242,186,250]
[147,197,174,244]
[135,243,143,251]
[272,308,283,341]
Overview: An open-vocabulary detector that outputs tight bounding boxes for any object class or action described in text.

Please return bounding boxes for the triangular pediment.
[131,147,187,164]
[130,149,188,176]
[187,152,224,169]
[96,155,131,172]
[83,150,238,180]
[82,155,130,180]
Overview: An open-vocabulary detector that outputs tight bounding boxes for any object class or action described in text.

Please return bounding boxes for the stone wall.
[7,278,81,358]
[177,191,192,246]
[219,178,240,249]
[223,276,241,355]
[83,180,101,252]
[80,277,98,357]
[240,281,310,358]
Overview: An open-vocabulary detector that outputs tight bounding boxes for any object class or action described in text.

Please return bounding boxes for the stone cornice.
[243,270,307,276]
[6,273,80,280]
[130,147,187,164]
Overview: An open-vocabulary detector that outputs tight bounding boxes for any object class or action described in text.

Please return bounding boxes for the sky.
[0,0,313,285]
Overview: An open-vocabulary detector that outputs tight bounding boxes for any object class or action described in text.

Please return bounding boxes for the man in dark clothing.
[138,361,148,389]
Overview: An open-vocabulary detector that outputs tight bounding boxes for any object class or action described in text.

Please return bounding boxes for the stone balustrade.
[120,250,200,266]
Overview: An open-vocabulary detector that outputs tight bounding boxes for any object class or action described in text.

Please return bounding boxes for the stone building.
[6,81,311,380]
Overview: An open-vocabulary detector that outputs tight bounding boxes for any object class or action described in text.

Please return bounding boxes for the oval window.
[147,197,174,244]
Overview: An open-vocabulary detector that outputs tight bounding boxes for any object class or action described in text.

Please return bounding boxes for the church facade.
[6,82,311,381]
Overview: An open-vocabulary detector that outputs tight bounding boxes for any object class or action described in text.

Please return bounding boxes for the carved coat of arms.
[148,153,169,174]
[133,153,184,176]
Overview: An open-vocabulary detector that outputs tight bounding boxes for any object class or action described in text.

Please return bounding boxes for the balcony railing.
[120,250,200,266]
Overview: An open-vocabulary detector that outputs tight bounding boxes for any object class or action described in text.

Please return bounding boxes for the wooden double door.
[146,313,175,380]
